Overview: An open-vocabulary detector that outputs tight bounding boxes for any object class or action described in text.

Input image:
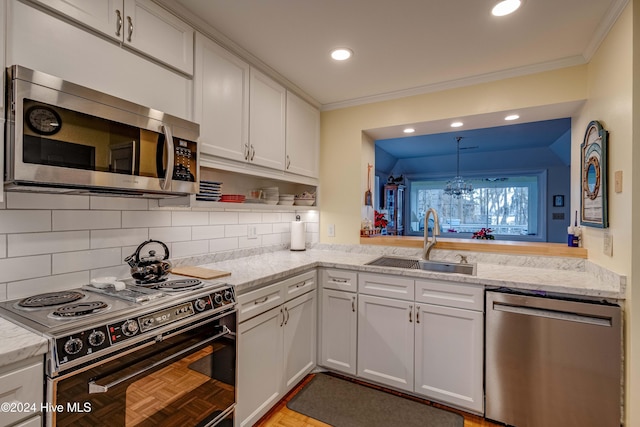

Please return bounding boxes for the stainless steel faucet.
[423,208,440,260]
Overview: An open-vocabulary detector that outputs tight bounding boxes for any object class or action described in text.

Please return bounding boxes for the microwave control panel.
[173,138,196,182]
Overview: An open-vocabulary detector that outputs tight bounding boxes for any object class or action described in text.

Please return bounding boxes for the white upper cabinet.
[285,91,320,178]
[249,68,286,170]
[194,33,249,161]
[30,0,194,75]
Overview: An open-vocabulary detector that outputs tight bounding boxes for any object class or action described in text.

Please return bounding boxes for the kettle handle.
[127,239,170,264]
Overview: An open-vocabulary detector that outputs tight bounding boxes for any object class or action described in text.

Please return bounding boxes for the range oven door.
[49,311,236,427]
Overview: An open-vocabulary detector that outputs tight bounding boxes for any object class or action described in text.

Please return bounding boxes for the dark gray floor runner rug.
[287,373,464,427]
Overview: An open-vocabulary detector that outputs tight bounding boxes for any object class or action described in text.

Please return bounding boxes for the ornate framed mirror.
[580,120,608,228]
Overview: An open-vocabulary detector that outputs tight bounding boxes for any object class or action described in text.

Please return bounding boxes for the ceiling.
[170,0,624,111]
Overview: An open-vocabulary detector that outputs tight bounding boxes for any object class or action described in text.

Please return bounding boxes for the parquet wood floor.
[254,374,502,427]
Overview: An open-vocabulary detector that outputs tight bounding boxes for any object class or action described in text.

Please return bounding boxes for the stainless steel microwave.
[4,65,200,197]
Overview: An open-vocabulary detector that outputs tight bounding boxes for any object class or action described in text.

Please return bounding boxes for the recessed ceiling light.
[403,128,415,134]
[505,114,520,121]
[330,48,353,61]
[450,122,463,128]
[492,0,522,16]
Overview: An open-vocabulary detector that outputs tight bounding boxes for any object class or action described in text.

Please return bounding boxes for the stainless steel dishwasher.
[485,290,622,427]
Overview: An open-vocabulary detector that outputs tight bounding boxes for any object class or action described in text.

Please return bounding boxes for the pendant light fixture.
[444,136,473,198]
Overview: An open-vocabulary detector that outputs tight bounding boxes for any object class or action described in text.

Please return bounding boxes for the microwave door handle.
[161,125,174,191]
[88,325,232,394]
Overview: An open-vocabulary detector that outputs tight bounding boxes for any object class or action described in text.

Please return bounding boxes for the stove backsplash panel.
[0,192,319,301]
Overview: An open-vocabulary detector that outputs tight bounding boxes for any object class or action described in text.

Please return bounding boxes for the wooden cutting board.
[171,266,231,280]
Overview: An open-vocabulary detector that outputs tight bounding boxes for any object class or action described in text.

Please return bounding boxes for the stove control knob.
[223,290,234,302]
[88,330,106,347]
[64,338,83,355]
[122,320,139,336]
[194,299,208,312]
[213,293,223,305]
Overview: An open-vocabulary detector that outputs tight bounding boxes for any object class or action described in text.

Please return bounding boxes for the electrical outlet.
[248,225,257,239]
[328,224,335,237]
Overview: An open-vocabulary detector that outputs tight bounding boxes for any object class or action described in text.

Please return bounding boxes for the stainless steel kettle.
[124,239,172,283]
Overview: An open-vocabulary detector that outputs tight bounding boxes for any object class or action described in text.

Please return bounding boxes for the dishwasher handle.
[492,302,613,327]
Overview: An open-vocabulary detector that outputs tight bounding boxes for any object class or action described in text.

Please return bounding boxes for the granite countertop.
[0,317,48,369]
[198,248,625,300]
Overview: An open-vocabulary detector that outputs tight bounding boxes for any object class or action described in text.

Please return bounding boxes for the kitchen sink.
[366,256,477,275]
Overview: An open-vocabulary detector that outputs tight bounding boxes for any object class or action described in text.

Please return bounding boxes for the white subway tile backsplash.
[0,255,51,282]
[53,210,121,231]
[0,235,5,258]
[149,226,192,242]
[0,211,51,233]
[53,248,122,275]
[9,231,90,257]
[261,233,283,246]
[91,265,131,282]
[192,225,224,240]
[239,212,262,224]
[172,211,209,226]
[171,240,209,258]
[209,211,239,225]
[90,196,149,211]
[123,211,171,228]
[209,237,238,253]
[273,222,290,233]
[91,228,149,249]
[256,223,273,235]
[225,224,247,237]
[0,284,7,302]
[7,192,90,210]
[262,212,281,223]
[239,236,262,249]
[7,271,90,300]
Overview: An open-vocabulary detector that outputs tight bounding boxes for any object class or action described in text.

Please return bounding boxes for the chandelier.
[444,136,473,198]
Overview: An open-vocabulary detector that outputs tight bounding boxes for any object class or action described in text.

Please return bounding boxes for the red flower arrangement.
[472,228,495,240]
[374,210,388,228]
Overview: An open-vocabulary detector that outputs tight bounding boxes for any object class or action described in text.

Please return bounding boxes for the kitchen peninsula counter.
[194,247,624,300]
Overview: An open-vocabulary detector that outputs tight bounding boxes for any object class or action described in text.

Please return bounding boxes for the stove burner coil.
[142,278,202,291]
[51,301,109,318]
[18,291,85,308]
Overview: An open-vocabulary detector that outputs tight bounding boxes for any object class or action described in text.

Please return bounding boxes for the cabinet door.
[237,306,284,427]
[320,289,357,375]
[283,291,316,392]
[414,304,484,413]
[285,91,319,178]
[249,68,286,170]
[30,0,122,41]
[357,294,414,392]
[194,33,249,161]
[123,0,194,75]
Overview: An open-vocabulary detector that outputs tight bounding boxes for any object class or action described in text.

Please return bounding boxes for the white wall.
[0,192,318,301]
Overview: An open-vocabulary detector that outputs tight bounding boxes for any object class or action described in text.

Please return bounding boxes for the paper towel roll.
[290,220,306,251]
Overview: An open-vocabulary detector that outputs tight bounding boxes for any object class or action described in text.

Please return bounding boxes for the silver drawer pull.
[296,281,306,288]
[254,296,268,305]
[352,296,356,312]
[332,278,349,283]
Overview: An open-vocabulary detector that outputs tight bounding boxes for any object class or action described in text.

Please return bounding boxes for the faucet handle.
[457,254,468,264]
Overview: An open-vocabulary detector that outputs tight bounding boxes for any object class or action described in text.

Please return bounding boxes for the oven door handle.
[88,325,232,394]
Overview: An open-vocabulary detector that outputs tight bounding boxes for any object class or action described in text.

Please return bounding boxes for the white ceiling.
[169,0,625,111]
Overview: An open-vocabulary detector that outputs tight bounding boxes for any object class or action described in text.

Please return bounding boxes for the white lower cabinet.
[237,271,316,427]
[0,356,44,427]
[414,303,484,413]
[357,294,415,392]
[320,288,357,375]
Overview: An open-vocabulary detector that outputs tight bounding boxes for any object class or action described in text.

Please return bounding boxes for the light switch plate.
[614,171,623,193]
[603,231,613,256]
[328,224,335,237]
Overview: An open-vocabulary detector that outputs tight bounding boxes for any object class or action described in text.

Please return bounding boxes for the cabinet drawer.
[0,358,43,427]
[321,269,358,292]
[359,273,414,301]
[237,282,285,323]
[415,279,484,311]
[282,270,316,302]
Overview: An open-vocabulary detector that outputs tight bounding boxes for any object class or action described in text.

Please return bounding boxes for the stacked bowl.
[294,192,316,206]
[196,181,222,202]
[262,187,279,205]
[278,194,295,205]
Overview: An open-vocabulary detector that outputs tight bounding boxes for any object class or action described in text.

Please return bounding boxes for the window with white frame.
[407,175,541,239]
